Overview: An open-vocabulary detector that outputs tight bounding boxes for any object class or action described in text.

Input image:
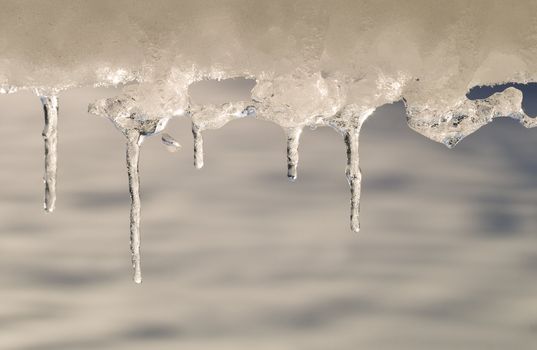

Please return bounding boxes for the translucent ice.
[161,133,182,153]
[192,123,204,169]
[1,0,537,282]
[190,102,255,168]
[89,95,172,284]
[39,95,59,213]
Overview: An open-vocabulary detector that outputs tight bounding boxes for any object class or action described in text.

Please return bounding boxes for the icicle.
[161,133,182,152]
[326,105,371,233]
[40,95,58,213]
[285,127,302,181]
[192,123,204,169]
[344,128,361,233]
[89,94,175,284]
[126,130,143,284]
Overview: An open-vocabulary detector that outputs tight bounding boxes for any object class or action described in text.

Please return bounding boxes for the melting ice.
[1,0,537,282]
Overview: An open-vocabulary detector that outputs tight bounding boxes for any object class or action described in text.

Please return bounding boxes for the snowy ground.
[0,86,536,349]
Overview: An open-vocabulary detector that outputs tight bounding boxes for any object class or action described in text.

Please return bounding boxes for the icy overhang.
[1,0,536,283]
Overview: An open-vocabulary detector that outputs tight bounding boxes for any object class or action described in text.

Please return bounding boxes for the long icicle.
[344,127,361,233]
[126,130,143,284]
[40,96,58,213]
[285,127,302,181]
[192,123,204,169]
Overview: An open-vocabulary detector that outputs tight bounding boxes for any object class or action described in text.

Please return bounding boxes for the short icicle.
[126,130,143,284]
[344,127,361,233]
[192,123,204,169]
[285,127,302,181]
[40,95,59,213]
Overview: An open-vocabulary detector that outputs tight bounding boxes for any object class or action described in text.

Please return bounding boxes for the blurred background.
[0,81,536,349]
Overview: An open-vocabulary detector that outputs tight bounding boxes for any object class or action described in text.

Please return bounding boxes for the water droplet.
[161,133,182,152]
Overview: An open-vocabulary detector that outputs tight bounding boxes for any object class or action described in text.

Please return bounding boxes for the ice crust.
[1,0,537,282]
[1,1,534,138]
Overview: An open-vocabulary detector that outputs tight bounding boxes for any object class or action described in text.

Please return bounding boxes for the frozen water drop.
[285,127,302,181]
[192,123,204,169]
[161,133,182,152]
[405,87,537,148]
[5,1,537,277]
[241,105,256,117]
[189,103,254,169]
[40,95,58,213]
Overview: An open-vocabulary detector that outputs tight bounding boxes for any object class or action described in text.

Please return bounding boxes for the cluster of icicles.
[19,79,536,284]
